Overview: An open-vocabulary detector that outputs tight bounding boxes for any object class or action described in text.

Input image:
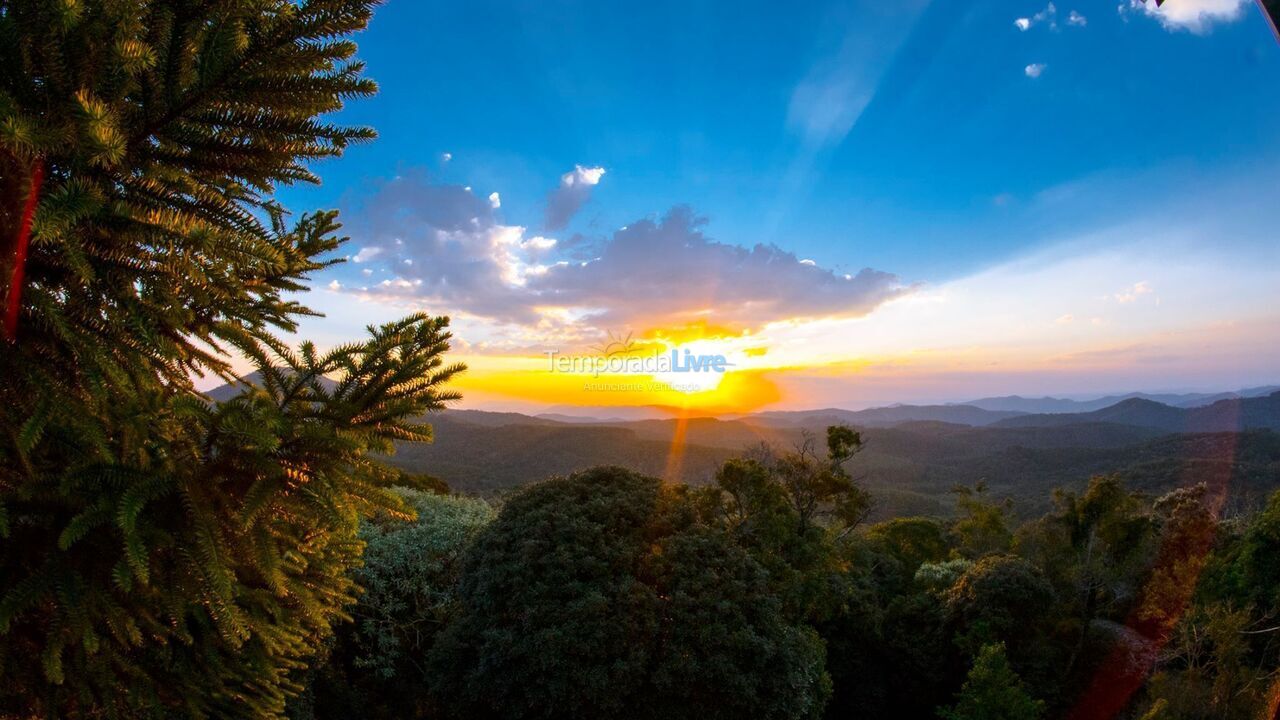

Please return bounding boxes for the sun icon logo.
[593,330,636,358]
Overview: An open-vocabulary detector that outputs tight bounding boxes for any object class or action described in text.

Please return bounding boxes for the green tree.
[865,516,951,593]
[945,555,1058,683]
[295,490,494,720]
[428,466,831,720]
[950,482,1015,559]
[0,2,470,717]
[697,426,871,623]
[0,0,380,399]
[1015,475,1156,677]
[1137,489,1280,720]
[938,643,1044,720]
[1216,489,1280,614]
[1,313,464,718]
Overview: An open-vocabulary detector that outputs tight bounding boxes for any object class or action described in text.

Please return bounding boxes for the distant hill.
[742,404,1025,428]
[967,385,1280,414]
[390,412,734,494]
[993,392,1280,433]
[535,404,687,422]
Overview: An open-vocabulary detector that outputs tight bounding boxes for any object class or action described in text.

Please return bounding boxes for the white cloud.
[488,191,501,209]
[1056,313,1075,324]
[352,246,383,263]
[1114,280,1154,303]
[1015,3,1060,31]
[1119,0,1248,33]
[567,166,605,186]
[1067,10,1088,26]
[545,165,606,230]
[327,280,342,291]
[1025,63,1047,78]
[441,152,452,162]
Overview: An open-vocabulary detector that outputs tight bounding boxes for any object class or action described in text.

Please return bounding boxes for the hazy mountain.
[967,385,1280,413]
[741,404,1025,428]
[441,409,564,427]
[993,392,1280,433]
[535,405,688,422]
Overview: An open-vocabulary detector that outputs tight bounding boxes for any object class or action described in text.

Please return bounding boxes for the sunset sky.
[251,0,1280,413]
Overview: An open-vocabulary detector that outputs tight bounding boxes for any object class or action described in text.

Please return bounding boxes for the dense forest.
[386,407,1280,517]
[1,1,1278,719]
[293,437,1280,720]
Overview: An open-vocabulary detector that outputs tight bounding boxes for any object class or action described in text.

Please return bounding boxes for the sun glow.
[447,327,788,413]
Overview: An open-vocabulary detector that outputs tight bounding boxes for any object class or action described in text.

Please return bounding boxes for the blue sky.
[280,0,1280,278]
[263,0,1280,408]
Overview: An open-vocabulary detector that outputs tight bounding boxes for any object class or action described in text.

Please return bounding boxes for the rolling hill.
[736,404,1026,428]
[965,385,1280,413]
[993,392,1280,433]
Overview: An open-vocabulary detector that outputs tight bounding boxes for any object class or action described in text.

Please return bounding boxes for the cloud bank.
[338,173,907,338]
[525,207,906,328]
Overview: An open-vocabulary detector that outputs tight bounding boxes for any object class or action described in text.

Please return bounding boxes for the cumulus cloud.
[337,173,543,323]
[1025,63,1047,78]
[488,191,501,209]
[524,207,907,328]
[545,165,605,230]
[1068,10,1088,26]
[337,174,906,335]
[1119,0,1248,33]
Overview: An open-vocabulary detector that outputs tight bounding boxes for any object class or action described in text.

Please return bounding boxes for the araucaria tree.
[0,2,464,718]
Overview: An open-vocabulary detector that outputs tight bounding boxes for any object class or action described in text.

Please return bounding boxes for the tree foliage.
[1,0,383,401]
[1,314,463,718]
[285,459,1280,720]
[427,466,831,720]
[293,489,493,720]
[0,2,473,717]
[939,643,1044,720]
